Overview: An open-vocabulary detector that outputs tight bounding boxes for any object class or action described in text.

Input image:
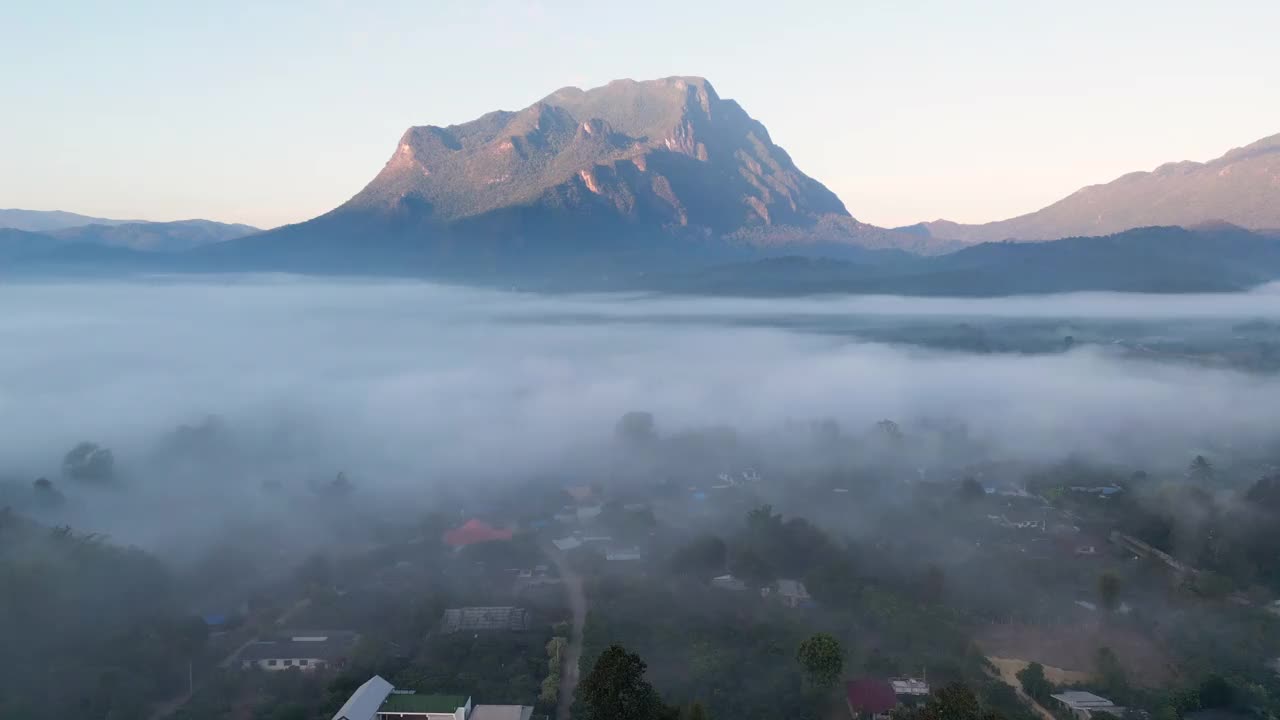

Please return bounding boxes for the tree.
[746,504,782,536]
[895,682,987,720]
[1245,474,1280,512]
[1016,662,1052,702]
[728,548,775,588]
[669,535,727,576]
[31,477,65,507]
[814,418,841,444]
[577,644,665,720]
[1189,455,1214,483]
[923,564,946,603]
[1094,647,1128,697]
[1098,572,1121,611]
[1197,674,1233,709]
[958,477,985,502]
[876,419,904,443]
[616,412,657,446]
[796,633,844,689]
[62,442,114,482]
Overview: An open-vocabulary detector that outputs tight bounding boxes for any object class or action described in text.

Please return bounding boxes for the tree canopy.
[796,633,844,688]
[577,644,666,720]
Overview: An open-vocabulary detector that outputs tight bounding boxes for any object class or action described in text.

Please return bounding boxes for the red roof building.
[847,678,899,720]
[443,519,514,547]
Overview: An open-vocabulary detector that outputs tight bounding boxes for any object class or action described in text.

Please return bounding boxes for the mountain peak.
[339,75,848,233]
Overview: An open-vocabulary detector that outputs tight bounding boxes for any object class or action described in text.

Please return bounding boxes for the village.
[163,433,1280,720]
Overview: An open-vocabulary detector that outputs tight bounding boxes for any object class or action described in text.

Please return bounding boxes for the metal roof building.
[333,675,394,720]
[440,607,531,634]
[1051,691,1124,719]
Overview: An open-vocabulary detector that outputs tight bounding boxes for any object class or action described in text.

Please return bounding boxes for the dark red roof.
[443,519,514,547]
[847,678,899,715]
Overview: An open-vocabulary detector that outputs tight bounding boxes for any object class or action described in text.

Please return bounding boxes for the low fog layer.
[5,276,1280,547]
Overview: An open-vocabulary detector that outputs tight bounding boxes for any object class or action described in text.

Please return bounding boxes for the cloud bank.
[4,276,1280,547]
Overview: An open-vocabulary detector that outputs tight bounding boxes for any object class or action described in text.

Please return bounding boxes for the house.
[332,678,534,720]
[551,536,582,552]
[987,514,1047,531]
[379,696,535,720]
[605,547,643,562]
[443,520,514,548]
[847,678,899,720]
[711,574,746,591]
[379,693,471,719]
[333,675,394,720]
[777,578,811,607]
[440,607,531,634]
[565,485,595,504]
[1069,485,1123,497]
[1110,531,1199,578]
[890,678,930,697]
[767,579,812,608]
[1051,691,1124,719]
[238,631,359,671]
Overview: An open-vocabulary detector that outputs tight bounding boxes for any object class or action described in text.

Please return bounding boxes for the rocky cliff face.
[335,76,850,238]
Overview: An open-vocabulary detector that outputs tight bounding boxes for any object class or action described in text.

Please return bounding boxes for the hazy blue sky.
[2,0,1277,229]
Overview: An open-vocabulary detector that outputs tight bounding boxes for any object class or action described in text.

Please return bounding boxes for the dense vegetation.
[0,509,207,719]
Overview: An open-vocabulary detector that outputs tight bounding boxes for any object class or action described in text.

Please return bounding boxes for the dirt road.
[543,543,587,720]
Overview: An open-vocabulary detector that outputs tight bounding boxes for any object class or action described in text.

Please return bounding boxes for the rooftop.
[470,706,535,720]
[443,519,513,547]
[380,693,469,714]
[1051,691,1118,709]
[441,607,531,633]
[777,579,810,598]
[891,678,930,696]
[333,675,394,720]
[239,632,359,662]
[847,678,899,715]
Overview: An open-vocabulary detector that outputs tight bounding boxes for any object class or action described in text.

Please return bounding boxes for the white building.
[330,676,533,720]
[767,578,812,608]
[891,678,930,697]
[1051,691,1124,719]
[239,631,359,671]
[711,574,746,591]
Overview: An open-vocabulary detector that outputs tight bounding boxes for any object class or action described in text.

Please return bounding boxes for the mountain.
[644,225,1280,296]
[0,228,60,262]
[211,76,934,275]
[48,219,259,252]
[0,209,141,232]
[0,218,257,277]
[915,133,1280,243]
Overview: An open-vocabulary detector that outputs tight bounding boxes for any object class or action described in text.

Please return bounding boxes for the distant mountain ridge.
[0,213,259,255]
[48,220,259,252]
[0,209,142,232]
[643,225,1280,296]
[915,133,1280,243]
